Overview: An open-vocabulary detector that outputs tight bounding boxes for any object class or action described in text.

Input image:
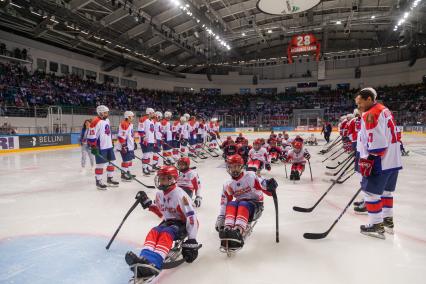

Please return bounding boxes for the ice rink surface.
[1,132,425,284]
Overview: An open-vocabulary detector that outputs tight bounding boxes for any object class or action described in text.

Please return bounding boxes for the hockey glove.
[182,239,200,263]
[265,163,271,171]
[90,145,99,156]
[136,191,152,209]
[266,178,278,193]
[359,157,374,177]
[194,196,202,208]
[134,142,138,150]
[303,152,311,160]
[215,215,225,232]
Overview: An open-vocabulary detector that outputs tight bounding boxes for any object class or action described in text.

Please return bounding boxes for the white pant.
[81,144,94,168]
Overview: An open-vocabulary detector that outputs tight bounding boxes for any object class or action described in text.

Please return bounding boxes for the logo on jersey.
[105,124,111,135]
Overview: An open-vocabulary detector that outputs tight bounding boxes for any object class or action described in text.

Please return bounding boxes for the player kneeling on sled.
[247,139,271,174]
[282,138,310,181]
[125,166,201,281]
[176,157,202,208]
[215,155,277,253]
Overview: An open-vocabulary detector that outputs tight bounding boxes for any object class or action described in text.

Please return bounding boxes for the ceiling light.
[267,29,272,33]
[336,21,342,25]
[242,32,246,36]
[371,15,375,19]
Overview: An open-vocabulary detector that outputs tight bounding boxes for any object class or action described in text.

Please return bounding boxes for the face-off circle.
[257,0,321,15]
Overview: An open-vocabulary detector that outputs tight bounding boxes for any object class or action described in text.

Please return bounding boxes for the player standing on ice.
[356,87,402,239]
[88,105,120,190]
[161,111,174,165]
[282,137,310,181]
[176,157,202,207]
[207,118,220,151]
[152,111,163,170]
[138,108,156,176]
[215,155,277,250]
[125,166,201,279]
[117,111,136,182]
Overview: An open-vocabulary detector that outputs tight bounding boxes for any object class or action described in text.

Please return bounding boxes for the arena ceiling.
[0,0,425,76]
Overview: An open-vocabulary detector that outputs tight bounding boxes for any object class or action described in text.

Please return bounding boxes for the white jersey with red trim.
[359,103,402,172]
[138,116,155,143]
[347,117,360,143]
[286,147,309,164]
[152,186,198,240]
[197,122,206,136]
[188,121,197,139]
[177,169,201,197]
[207,122,219,134]
[161,119,172,141]
[116,120,134,151]
[248,147,270,164]
[219,171,271,216]
[154,119,163,141]
[181,122,189,139]
[87,117,113,150]
[171,121,181,140]
[339,119,348,137]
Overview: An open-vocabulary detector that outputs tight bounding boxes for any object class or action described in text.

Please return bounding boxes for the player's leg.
[106,148,119,186]
[382,171,398,234]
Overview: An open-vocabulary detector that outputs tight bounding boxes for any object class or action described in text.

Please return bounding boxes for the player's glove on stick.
[182,239,199,263]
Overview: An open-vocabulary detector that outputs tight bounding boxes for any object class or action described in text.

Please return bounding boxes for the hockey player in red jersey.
[247,139,271,174]
[176,157,202,207]
[237,139,251,165]
[221,136,234,149]
[235,133,245,144]
[125,166,201,279]
[87,105,120,190]
[282,137,310,181]
[267,139,283,163]
[116,111,136,182]
[355,87,402,239]
[215,155,277,250]
[223,139,238,159]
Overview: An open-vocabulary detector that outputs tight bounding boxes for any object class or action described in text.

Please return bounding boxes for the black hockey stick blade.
[272,190,279,243]
[292,206,314,213]
[303,231,330,240]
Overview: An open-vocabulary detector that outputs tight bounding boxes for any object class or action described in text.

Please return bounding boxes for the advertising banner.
[0,136,19,151]
[19,134,71,149]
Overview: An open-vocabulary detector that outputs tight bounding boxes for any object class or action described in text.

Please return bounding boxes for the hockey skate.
[121,172,132,182]
[383,217,394,234]
[96,179,107,190]
[360,223,385,239]
[107,177,119,187]
[142,168,151,176]
[354,203,367,215]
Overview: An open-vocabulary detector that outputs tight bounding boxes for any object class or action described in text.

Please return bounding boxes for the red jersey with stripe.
[359,103,402,172]
[347,117,360,143]
[219,171,271,216]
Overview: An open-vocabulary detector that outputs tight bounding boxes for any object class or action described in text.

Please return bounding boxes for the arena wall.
[1,30,425,94]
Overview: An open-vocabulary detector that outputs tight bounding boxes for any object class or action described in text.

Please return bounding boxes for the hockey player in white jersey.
[116,111,136,182]
[125,166,201,280]
[247,139,271,174]
[179,116,189,157]
[282,137,310,181]
[152,111,163,170]
[87,105,120,190]
[161,111,175,164]
[207,118,220,151]
[176,157,202,207]
[138,108,156,175]
[355,87,402,239]
[215,154,277,250]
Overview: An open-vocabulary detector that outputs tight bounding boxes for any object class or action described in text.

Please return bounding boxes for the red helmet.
[177,157,190,171]
[156,165,179,179]
[253,139,261,145]
[260,138,265,144]
[238,133,243,137]
[227,136,232,140]
[227,154,244,166]
[292,141,303,150]
[270,139,277,145]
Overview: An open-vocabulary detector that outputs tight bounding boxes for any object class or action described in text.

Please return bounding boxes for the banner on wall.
[19,134,71,149]
[0,136,19,151]
[287,34,321,63]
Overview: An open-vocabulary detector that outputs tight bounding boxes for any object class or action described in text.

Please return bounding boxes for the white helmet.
[339,116,346,121]
[96,105,109,115]
[164,111,172,118]
[211,117,218,122]
[124,111,134,119]
[184,113,190,119]
[360,87,378,100]
[155,111,163,119]
[353,108,360,117]
[180,116,187,123]
[146,107,155,115]
[346,113,354,120]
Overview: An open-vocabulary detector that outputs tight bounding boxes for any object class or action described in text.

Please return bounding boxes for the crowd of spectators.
[0,62,425,128]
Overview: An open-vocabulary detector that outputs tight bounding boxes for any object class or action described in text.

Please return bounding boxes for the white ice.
[0,132,425,284]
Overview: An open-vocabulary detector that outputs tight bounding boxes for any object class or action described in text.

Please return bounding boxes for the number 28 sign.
[287,34,321,63]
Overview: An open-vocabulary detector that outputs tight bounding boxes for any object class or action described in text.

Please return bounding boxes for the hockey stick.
[271,189,279,243]
[321,139,343,156]
[96,154,155,189]
[163,141,199,163]
[307,159,313,182]
[284,163,288,179]
[325,153,353,169]
[321,147,344,163]
[325,156,354,176]
[331,169,355,184]
[318,137,341,154]
[292,161,353,213]
[106,191,145,249]
[185,143,208,159]
[303,188,362,240]
[199,143,219,157]
[330,150,347,161]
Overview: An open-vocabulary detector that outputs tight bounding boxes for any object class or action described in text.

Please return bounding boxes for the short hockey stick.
[303,188,362,240]
[271,189,279,243]
[307,159,313,182]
